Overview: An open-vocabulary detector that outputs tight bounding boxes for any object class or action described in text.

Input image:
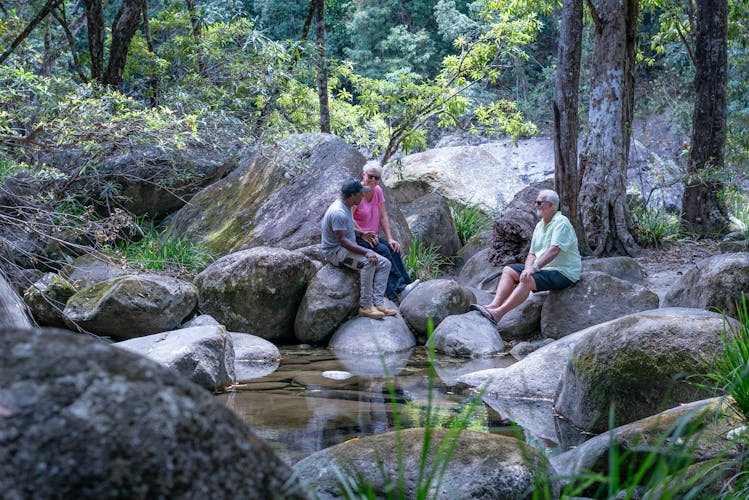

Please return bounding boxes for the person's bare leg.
[486,266,520,308]
[485,276,536,322]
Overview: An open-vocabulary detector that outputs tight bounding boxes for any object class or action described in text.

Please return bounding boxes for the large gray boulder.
[23,273,76,328]
[555,308,737,436]
[458,328,592,444]
[400,192,461,257]
[168,134,409,256]
[0,271,34,329]
[551,397,741,498]
[663,252,749,319]
[116,325,236,391]
[581,256,644,284]
[59,253,127,289]
[294,264,359,344]
[497,292,545,340]
[456,247,502,291]
[0,328,306,499]
[231,332,281,382]
[63,274,198,339]
[400,279,475,336]
[431,312,504,357]
[540,271,660,339]
[382,145,527,213]
[195,247,316,341]
[294,428,558,499]
[329,314,415,355]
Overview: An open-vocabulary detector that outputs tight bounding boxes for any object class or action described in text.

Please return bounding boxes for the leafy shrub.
[629,202,681,247]
[449,201,492,246]
[405,237,452,281]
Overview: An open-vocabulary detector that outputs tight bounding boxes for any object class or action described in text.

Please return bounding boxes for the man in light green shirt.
[470,189,581,325]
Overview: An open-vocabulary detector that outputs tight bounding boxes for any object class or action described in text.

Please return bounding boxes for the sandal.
[473,304,498,326]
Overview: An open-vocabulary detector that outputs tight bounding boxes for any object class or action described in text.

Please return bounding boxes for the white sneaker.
[398,279,420,302]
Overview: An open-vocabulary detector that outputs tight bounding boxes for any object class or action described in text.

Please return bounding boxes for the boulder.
[454,229,493,274]
[0,328,305,499]
[334,348,413,377]
[663,252,749,320]
[400,192,461,257]
[430,312,504,358]
[551,397,741,498]
[23,273,76,328]
[399,279,475,336]
[294,264,359,344]
[231,332,281,382]
[63,274,198,339]
[489,181,553,266]
[554,308,737,436]
[182,314,222,328]
[116,325,235,391]
[540,271,660,339]
[497,292,545,340]
[0,271,35,329]
[329,314,415,355]
[456,248,502,291]
[581,256,644,284]
[195,247,316,341]
[59,253,127,289]
[294,428,558,499]
[458,328,592,444]
[168,134,410,255]
[382,146,527,213]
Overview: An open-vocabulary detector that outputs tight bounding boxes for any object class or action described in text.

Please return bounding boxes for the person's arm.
[335,229,378,263]
[379,203,400,253]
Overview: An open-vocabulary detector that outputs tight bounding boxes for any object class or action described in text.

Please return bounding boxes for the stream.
[217,345,531,465]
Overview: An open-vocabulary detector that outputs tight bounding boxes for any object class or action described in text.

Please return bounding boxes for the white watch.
[532,262,540,271]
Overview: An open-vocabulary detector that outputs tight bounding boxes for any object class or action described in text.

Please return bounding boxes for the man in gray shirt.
[322,179,396,319]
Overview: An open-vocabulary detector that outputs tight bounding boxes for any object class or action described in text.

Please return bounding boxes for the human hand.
[388,239,401,253]
[363,232,378,246]
[365,251,378,264]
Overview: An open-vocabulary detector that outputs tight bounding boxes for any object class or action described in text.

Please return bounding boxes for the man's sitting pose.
[470,189,581,325]
[321,179,398,320]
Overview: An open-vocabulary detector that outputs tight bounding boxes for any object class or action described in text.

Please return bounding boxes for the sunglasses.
[366,173,381,181]
[534,200,549,206]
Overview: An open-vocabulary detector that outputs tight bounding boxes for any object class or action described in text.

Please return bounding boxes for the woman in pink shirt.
[352,164,418,301]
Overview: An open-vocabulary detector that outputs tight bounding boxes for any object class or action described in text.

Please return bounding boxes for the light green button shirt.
[529,211,581,282]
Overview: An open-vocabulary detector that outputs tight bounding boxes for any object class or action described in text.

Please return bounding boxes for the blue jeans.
[356,237,412,300]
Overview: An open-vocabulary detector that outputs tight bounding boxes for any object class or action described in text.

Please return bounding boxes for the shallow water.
[217,345,518,465]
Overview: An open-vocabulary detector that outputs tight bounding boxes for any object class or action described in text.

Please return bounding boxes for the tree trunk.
[578,0,640,257]
[315,0,331,133]
[103,0,144,87]
[682,0,729,235]
[184,0,206,77]
[83,0,104,81]
[553,0,584,248]
[142,0,158,106]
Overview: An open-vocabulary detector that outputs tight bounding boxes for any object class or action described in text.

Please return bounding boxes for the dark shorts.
[508,263,575,292]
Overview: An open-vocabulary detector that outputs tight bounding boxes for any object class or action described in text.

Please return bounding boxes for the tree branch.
[0,0,65,65]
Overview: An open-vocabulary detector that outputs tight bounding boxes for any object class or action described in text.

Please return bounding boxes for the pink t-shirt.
[353,185,384,233]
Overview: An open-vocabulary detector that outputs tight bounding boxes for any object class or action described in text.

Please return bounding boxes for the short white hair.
[363,164,383,177]
[538,189,560,210]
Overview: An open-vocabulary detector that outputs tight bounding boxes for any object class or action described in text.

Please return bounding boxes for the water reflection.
[218,346,516,465]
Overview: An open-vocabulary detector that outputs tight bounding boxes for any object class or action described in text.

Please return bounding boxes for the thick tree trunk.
[553,0,584,248]
[83,0,104,81]
[682,0,729,235]
[315,0,331,133]
[103,0,144,87]
[579,0,640,256]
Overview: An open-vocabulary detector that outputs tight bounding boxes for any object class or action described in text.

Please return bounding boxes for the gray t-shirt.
[321,198,354,261]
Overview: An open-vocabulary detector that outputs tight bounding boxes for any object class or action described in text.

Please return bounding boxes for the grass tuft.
[405,237,453,281]
[449,201,492,246]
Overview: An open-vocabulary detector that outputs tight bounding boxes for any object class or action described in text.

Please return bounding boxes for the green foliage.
[699,293,749,424]
[629,201,681,248]
[103,226,214,276]
[405,237,453,281]
[449,201,492,245]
